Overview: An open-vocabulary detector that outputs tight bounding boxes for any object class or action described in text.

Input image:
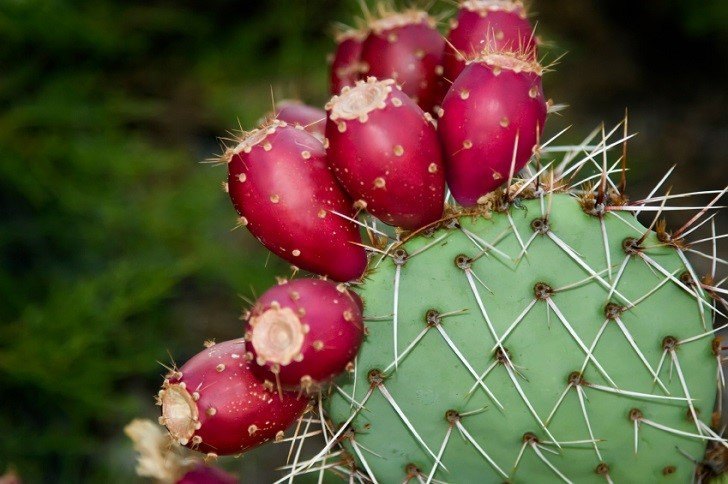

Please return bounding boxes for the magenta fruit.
[246,278,363,392]
[330,27,367,94]
[443,0,536,82]
[225,120,367,282]
[158,339,307,456]
[359,9,445,113]
[177,464,238,484]
[325,77,445,229]
[274,100,326,142]
[438,50,546,206]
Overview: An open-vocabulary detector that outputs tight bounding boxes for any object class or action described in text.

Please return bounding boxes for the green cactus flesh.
[327,193,717,483]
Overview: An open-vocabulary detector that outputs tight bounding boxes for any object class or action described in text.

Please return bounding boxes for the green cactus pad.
[327,193,717,483]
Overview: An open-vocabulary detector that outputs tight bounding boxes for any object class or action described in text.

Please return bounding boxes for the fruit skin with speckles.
[159,339,307,456]
[325,78,445,230]
[327,193,717,482]
[274,101,326,142]
[330,28,367,95]
[438,51,547,206]
[245,278,364,391]
[225,120,367,282]
[359,10,446,113]
[443,0,537,83]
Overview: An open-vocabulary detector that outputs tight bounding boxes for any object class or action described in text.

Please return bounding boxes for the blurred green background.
[0,0,726,482]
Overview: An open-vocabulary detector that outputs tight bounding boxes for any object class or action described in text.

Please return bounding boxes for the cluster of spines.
[271,118,728,483]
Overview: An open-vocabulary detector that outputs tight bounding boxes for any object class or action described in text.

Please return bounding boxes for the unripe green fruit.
[327,193,717,483]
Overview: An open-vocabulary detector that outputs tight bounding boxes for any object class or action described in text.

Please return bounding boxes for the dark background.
[0,0,726,482]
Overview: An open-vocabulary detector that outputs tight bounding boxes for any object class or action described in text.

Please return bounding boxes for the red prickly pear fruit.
[158,339,307,456]
[225,120,367,282]
[443,1,536,82]
[274,100,326,143]
[330,28,367,95]
[325,78,445,230]
[246,278,363,392]
[177,464,238,484]
[359,10,446,113]
[438,51,546,206]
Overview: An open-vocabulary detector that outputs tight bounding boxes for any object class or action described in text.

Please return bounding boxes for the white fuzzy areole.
[334,27,368,44]
[327,78,395,121]
[461,0,524,14]
[369,10,431,33]
[250,306,305,366]
[472,52,542,75]
[161,384,198,444]
[232,119,286,155]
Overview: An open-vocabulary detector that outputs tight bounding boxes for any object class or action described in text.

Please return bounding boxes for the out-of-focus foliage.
[0,0,725,482]
[0,1,354,481]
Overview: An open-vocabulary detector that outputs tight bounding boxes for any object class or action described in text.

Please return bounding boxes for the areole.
[334,26,368,44]
[249,306,306,366]
[326,78,395,121]
[368,10,433,34]
[461,0,526,16]
[160,384,198,445]
[230,119,286,156]
[468,51,542,75]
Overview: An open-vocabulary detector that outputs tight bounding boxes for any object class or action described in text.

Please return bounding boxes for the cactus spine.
[326,190,718,482]
[132,2,728,482]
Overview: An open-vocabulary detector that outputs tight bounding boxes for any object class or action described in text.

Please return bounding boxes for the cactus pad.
[327,193,717,483]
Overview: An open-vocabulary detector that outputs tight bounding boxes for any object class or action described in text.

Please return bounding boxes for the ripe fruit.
[140,2,728,482]
[246,278,364,392]
[177,464,238,484]
[444,0,537,82]
[158,339,307,456]
[359,9,445,113]
[325,77,445,229]
[438,50,546,206]
[225,120,367,282]
[274,100,326,142]
[330,27,367,94]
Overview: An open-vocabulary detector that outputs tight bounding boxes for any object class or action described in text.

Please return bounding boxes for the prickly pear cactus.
[327,193,718,483]
[130,2,728,482]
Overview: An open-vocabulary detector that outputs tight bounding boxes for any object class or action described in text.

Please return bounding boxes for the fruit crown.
[366,6,436,34]
[218,118,287,164]
[332,23,368,43]
[461,0,526,16]
[325,77,396,121]
[465,44,542,74]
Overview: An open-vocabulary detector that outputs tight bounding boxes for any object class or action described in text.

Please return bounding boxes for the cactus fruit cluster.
[128,1,728,483]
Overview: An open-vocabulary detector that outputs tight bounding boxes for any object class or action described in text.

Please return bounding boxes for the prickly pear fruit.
[158,339,307,456]
[444,0,536,82]
[274,100,326,142]
[246,278,363,392]
[438,50,546,206]
[327,192,718,483]
[177,464,238,484]
[325,78,445,229]
[225,120,367,282]
[359,10,445,113]
[330,28,367,95]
